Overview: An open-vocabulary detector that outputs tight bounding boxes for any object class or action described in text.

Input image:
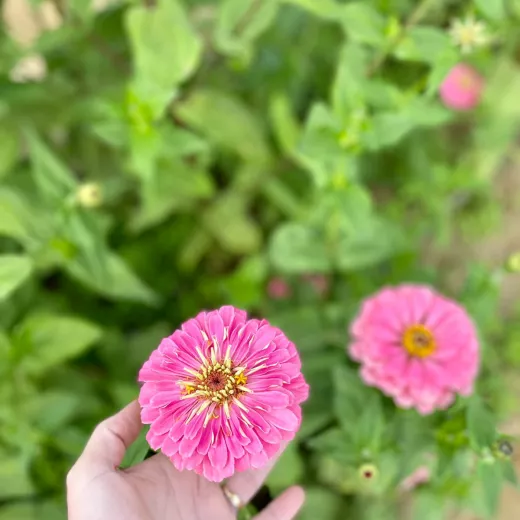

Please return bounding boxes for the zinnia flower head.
[449,16,488,54]
[440,64,484,111]
[349,285,479,415]
[138,306,309,482]
[399,465,430,492]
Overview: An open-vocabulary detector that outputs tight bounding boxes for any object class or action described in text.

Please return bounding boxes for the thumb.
[69,400,142,480]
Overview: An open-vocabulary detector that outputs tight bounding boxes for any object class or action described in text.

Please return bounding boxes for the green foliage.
[0,0,518,519]
[466,397,497,450]
[0,255,32,300]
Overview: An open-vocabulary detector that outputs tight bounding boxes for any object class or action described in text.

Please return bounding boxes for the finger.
[75,400,142,473]
[254,486,305,520]
[225,443,286,504]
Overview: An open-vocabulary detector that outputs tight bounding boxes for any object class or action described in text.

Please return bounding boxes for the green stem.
[366,0,441,76]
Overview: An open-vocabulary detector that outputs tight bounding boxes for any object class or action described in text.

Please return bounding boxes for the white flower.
[449,16,489,54]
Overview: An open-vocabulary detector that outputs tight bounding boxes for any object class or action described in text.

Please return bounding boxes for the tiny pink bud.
[399,466,430,492]
[439,63,484,111]
[302,274,329,297]
[267,277,291,300]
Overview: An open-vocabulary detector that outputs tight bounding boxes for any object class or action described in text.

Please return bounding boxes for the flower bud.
[76,182,103,208]
[358,463,379,481]
[267,277,291,300]
[492,439,514,460]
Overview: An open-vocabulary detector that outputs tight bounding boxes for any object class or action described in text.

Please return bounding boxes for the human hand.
[67,401,305,520]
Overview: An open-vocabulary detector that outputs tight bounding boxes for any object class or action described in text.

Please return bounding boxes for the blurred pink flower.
[268,277,291,300]
[399,465,430,491]
[302,274,329,297]
[139,306,309,482]
[349,285,479,415]
[439,64,484,111]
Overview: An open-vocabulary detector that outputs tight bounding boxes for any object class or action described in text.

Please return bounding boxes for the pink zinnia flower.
[439,63,484,111]
[267,277,291,300]
[349,285,479,415]
[138,306,309,482]
[399,465,430,492]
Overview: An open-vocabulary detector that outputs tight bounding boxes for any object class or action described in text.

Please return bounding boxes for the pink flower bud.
[439,64,484,111]
[399,465,430,492]
[267,277,291,300]
[302,274,329,297]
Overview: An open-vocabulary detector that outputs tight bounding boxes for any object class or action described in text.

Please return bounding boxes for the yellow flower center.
[458,26,478,46]
[179,342,254,425]
[402,324,436,358]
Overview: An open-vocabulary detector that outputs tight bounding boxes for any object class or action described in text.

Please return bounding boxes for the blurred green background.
[2,0,520,518]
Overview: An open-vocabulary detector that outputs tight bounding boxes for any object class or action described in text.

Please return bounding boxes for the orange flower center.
[402,324,436,358]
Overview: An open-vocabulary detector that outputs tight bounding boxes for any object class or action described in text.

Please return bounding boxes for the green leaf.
[0,188,32,241]
[0,332,11,378]
[364,99,452,150]
[176,89,271,163]
[270,223,330,274]
[340,2,386,47]
[298,103,346,187]
[500,460,518,487]
[270,306,326,351]
[215,0,280,57]
[269,93,301,156]
[125,0,203,116]
[120,427,150,469]
[221,255,266,309]
[0,255,33,301]
[332,365,366,431]
[335,217,404,271]
[332,365,385,452]
[280,0,342,20]
[25,391,81,432]
[466,397,497,449]
[266,443,304,493]
[410,491,445,520]
[203,194,262,254]
[63,211,110,288]
[0,504,36,520]
[132,161,214,231]
[0,126,20,178]
[67,251,159,305]
[475,0,506,20]
[394,27,451,64]
[26,131,76,202]
[354,392,385,452]
[0,457,33,500]
[484,59,520,118]
[331,43,369,121]
[297,487,344,520]
[14,314,102,375]
[477,460,503,518]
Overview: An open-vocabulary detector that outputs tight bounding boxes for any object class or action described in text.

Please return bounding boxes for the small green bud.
[358,463,379,481]
[492,438,514,460]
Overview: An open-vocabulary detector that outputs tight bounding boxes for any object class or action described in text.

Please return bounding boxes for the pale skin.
[67,400,305,520]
